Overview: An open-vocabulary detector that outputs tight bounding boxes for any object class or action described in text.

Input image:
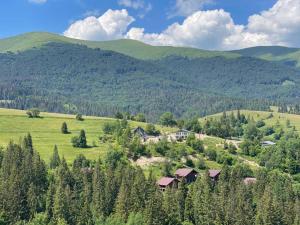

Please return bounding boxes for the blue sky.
[1,0,299,50]
[0,0,276,37]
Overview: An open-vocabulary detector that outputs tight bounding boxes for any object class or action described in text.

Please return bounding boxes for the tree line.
[0,135,299,225]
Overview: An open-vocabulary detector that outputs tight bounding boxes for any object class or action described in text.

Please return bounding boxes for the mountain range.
[0,32,299,121]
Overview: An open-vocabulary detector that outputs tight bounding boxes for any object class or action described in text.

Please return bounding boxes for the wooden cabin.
[175,168,198,183]
[208,169,221,182]
[157,177,179,191]
[132,127,148,141]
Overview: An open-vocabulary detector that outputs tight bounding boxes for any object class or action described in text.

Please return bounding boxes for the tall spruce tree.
[50,145,61,169]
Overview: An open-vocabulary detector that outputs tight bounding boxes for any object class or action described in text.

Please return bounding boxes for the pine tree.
[144,189,165,225]
[92,160,106,218]
[61,122,69,134]
[27,183,38,220]
[53,181,69,223]
[163,187,181,225]
[50,145,61,169]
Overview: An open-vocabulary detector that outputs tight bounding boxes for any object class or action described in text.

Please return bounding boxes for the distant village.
[132,126,259,191]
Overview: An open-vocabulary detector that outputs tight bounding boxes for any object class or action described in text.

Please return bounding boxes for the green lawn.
[0,108,174,163]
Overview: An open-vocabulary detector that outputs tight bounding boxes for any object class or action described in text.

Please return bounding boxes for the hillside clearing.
[0,108,174,163]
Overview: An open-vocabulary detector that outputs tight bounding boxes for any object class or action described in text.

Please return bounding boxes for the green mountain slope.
[0,42,299,121]
[232,46,300,68]
[2,32,300,67]
[0,32,238,59]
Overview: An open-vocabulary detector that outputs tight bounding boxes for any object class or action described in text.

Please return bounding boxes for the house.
[157,177,179,191]
[175,129,192,140]
[243,177,257,185]
[208,169,221,181]
[261,141,276,147]
[175,168,198,183]
[132,127,148,141]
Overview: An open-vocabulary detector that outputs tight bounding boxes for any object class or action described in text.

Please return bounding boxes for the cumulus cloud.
[127,0,300,50]
[64,9,134,41]
[169,0,213,17]
[247,0,300,47]
[64,0,300,50]
[28,0,47,4]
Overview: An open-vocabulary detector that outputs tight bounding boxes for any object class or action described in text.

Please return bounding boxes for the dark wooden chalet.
[157,177,179,191]
[175,168,198,183]
[208,169,221,181]
[132,127,148,141]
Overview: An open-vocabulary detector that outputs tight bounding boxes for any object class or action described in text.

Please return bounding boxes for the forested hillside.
[1,42,299,121]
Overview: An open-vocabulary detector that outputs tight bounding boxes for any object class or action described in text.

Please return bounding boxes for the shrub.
[76,114,84,121]
[26,108,40,118]
[61,122,69,134]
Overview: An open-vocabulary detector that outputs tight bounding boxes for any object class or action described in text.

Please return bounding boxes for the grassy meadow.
[0,108,174,163]
[201,109,300,133]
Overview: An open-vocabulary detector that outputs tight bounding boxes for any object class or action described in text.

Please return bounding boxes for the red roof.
[208,169,221,178]
[243,177,257,185]
[157,177,176,186]
[175,168,196,177]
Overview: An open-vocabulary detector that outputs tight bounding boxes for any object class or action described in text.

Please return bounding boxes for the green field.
[0,108,174,163]
[201,109,300,133]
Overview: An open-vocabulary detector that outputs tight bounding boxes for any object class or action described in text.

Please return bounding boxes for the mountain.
[0,41,299,121]
[2,32,300,68]
[232,46,300,68]
[0,32,238,60]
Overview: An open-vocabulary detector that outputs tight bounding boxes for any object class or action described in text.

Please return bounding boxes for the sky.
[1,0,300,50]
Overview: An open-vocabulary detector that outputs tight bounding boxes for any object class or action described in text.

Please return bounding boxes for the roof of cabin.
[157,177,176,186]
[175,168,197,177]
[208,169,221,178]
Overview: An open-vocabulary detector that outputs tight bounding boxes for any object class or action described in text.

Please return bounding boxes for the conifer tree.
[61,122,69,134]
[92,160,106,218]
[144,189,165,225]
[50,145,61,169]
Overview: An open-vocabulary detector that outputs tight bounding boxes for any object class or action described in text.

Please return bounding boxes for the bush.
[196,157,207,170]
[61,122,69,134]
[205,148,217,161]
[145,124,160,136]
[71,130,87,148]
[76,114,84,121]
[256,120,265,128]
[185,158,194,167]
[26,108,40,118]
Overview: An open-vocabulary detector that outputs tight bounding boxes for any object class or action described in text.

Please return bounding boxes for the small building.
[133,127,148,141]
[208,169,221,181]
[175,129,192,140]
[243,177,257,185]
[175,168,198,183]
[157,177,179,191]
[261,141,276,147]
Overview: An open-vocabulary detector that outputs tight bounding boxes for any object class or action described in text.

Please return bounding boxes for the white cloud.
[118,0,152,18]
[118,0,145,9]
[64,0,300,50]
[127,0,300,50]
[64,9,134,41]
[28,0,47,4]
[247,0,300,47]
[169,0,213,17]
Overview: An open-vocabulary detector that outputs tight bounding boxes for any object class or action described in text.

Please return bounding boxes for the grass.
[201,109,300,133]
[0,32,239,60]
[0,108,174,164]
